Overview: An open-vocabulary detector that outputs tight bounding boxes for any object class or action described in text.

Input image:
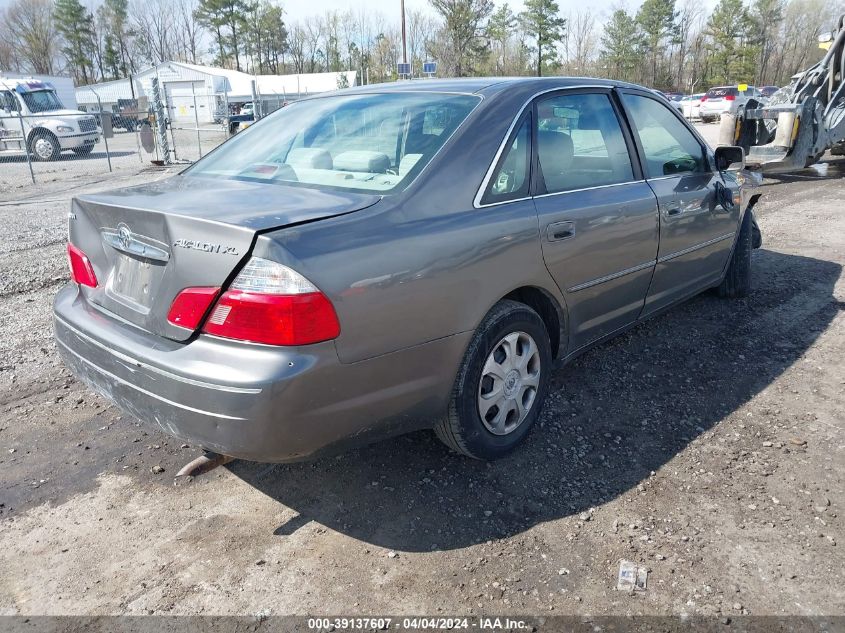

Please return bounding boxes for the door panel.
[532,91,659,350]
[535,184,658,349]
[619,91,740,316]
[643,173,737,314]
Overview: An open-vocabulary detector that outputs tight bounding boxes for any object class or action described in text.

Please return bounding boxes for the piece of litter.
[616,560,648,592]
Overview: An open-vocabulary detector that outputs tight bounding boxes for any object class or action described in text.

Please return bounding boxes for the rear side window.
[621,93,706,178]
[705,87,738,98]
[481,115,531,204]
[535,92,634,194]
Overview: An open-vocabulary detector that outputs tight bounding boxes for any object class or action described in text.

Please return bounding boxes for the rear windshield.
[706,87,739,98]
[187,92,480,193]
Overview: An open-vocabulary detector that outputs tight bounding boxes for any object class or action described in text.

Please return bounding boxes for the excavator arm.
[720,14,845,173]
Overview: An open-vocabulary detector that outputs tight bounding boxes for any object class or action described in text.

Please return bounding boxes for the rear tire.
[435,300,552,460]
[718,210,754,298]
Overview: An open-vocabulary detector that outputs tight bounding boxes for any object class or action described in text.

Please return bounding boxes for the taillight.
[67,243,98,288]
[725,95,736,101]
[700,95,708,102]
[167,287,219,329]
[201,258,340,346]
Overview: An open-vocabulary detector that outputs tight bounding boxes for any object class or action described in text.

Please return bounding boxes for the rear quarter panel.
[253,87,565,364]
[256,198,560,364]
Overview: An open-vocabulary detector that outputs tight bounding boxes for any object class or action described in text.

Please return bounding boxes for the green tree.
[102,34,120,79]
[196,0,247,70]
[243,0,288,73]
[519,0,566,76]
[705,0,756,85]
[600,9,643,82]
[429,0,494,77]
[636,0,677,86]
[53,0,96,84]
[486,3,517,74]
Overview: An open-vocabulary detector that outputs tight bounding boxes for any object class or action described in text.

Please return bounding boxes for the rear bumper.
[53,284,468,462]
[699,103,732,118]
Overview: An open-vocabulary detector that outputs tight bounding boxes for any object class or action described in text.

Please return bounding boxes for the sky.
[0,0,648,24]
[0,0,723,38]
[281,0,610,23]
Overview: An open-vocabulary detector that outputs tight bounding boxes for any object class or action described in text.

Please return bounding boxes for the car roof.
[335,76,642,97]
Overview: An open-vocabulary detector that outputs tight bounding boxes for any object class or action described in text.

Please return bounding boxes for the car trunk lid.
[68,175,380,342]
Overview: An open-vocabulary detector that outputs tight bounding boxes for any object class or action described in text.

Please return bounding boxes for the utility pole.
[401,0,408,67]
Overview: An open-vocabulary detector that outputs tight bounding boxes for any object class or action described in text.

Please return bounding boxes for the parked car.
[55,78,760,462]
[0,77,101,160]
[652,89,684,113]
[681,93,705,119]
[699,85,765,123]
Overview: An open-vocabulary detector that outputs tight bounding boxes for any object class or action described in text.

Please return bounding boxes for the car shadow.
[229,249,842,552]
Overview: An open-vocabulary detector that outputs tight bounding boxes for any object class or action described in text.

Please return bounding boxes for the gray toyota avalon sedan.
[54,78,760,462]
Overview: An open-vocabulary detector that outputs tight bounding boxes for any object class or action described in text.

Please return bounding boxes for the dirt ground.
[0,124,843,618]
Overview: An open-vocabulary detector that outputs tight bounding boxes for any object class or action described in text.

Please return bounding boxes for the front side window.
[621,93,706,178]
[535,92,634,194]
[187,92,480,194]
[481,116,531,204]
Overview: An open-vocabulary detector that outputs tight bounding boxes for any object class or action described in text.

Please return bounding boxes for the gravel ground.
[0,124,843,618]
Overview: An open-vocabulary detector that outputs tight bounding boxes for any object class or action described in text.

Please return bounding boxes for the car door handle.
[546,221,575,242]
[666,207,682,216]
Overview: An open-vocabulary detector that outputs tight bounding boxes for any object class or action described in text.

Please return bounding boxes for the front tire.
[435,300,552,459]
[29,131,61,161]
[718,209,754,298]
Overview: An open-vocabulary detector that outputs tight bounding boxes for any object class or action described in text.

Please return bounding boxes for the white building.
[75,61,357,123]
[2,72,77,109]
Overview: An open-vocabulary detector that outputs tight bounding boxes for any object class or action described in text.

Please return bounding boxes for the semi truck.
[0,77,101,161]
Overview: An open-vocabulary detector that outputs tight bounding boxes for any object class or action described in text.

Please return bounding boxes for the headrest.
[537,130,574,172]
[576,109,601,130]
[333,150,391,173]
[398,153,423,176]
[287,147,332,169]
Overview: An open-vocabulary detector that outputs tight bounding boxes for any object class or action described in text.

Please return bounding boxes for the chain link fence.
[1,87,229,192]
[1,79,303,192]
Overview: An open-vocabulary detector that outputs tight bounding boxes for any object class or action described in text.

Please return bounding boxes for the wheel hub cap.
[35,139,52,158]
[503,370,521,398]
[477,331,541,436]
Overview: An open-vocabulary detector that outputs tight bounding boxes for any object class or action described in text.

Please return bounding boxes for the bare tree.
[176,0,204,64]
[568,10,596,75]
[5,0,58,74]
[131,0,177,64]
[675,0,704,90]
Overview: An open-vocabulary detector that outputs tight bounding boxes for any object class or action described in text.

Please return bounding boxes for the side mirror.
[714,145,745,171]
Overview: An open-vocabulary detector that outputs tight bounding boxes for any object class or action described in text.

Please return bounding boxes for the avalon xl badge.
[173,238,239,256]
